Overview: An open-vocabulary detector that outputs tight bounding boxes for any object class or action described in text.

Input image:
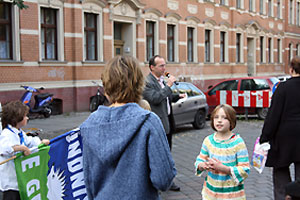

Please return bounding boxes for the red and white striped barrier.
[216,90,272,108]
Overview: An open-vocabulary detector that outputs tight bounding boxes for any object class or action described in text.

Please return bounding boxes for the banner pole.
[0,155,16,165]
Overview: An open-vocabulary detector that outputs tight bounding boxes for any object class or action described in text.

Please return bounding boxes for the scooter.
[20,85,54,118]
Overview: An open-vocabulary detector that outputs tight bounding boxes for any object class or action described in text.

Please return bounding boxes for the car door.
[206,80,238,113]
[172,83,206,126]
[171,83,192,125]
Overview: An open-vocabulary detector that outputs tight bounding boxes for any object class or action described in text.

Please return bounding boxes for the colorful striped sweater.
[195,133,250,200]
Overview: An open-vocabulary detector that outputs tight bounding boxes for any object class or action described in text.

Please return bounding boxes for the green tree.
[1,0,28,9]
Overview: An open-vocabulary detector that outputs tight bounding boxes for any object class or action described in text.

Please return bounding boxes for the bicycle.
[89,81,107,112]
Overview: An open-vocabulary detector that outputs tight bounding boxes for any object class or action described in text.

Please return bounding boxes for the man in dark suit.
[143,55,185,191]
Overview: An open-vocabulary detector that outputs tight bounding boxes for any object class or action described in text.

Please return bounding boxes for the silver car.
[171,82,208,129]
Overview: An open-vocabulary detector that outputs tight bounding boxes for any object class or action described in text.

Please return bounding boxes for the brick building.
[0,0,299,113]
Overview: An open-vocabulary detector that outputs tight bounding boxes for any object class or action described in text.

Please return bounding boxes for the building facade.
[0,0,299,112]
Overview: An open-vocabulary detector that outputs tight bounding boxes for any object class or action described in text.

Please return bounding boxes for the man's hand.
[179,93,186,98]
[166,75,177,87]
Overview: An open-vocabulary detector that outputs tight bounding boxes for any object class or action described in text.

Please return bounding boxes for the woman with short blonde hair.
[81,56,176,200]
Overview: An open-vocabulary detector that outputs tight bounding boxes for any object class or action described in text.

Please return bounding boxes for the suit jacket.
[143,73,180,134]
[260,76,300,168]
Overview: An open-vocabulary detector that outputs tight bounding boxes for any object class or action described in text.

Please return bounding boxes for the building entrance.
[113,22,133,56]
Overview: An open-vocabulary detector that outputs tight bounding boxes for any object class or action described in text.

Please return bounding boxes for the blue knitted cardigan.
[80,103,176,200]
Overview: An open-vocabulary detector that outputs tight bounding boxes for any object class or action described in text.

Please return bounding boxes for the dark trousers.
[273,162,300,200]
[3,190,21,200]
[166,133,172,151]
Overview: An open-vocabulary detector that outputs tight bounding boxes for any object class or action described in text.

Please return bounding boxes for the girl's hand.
[41,139,50,145]
[207,158,231,174]
[198,161,211,171]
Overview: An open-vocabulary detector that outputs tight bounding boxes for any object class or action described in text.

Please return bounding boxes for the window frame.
[268,37,273,63]
[249,0,255,12]
[187,27,194,62]
[0,2,20,61]
[297,2,300,26]
[205,29,211,63]
[220,31,225,63]
[290,0,294,24]
[167,24,175,62]
[236,33,242,63]
[39,2,64,62]
[289,43,293,63]
[146,21,155,61]
[277,0,281,19]
[40,7,58,60]
[0,2,12,60]
[268,0,273,17]
[260,36,266,63]
[84,12,98,61]
[277,38,282,63]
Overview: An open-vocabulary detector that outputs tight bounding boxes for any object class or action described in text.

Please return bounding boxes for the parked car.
[204,76,279,119]
[171,82,208,129]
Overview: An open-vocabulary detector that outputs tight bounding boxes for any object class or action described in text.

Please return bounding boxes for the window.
[146,21,155,61]
[249,0,253,12]
[205,29,211,62]
[268,0,272,17]
[297,2,300,25]
[220,31,225,62]
[260,36,265,63]
[236,33,242,63]
[84,13,97,60]
[240,79,270,91]
[41,8,57,60]
[167,24,175,62]
[259,0,264,15]
[289,43,293,63]
[268,38,273,63]
[277,39,281,63]
[290,0,294,24]
[236,0,241,8]
[208,80,238,96]
[220,0,225,5]
[187,27,194,62]
[0,3,12,60]
[297,44,300,56]
[277,0,281,18]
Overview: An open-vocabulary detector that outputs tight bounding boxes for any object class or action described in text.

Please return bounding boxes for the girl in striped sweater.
[195,104,250,200]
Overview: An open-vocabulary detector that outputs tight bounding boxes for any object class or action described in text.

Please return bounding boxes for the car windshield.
[171,82,203,97]
[240,79,270,90]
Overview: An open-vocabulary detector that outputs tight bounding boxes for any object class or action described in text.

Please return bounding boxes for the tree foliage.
[1,0,28,9]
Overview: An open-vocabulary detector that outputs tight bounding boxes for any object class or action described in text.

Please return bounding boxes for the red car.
[204,76,279,119]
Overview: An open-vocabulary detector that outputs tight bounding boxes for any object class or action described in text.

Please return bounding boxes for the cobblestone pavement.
[1,113,282,200]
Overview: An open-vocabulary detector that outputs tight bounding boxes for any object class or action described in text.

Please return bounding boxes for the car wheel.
[257,108,268,120]
[193,110,206,129]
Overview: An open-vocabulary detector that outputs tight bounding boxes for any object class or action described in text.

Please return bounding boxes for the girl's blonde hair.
[210,104,236,131]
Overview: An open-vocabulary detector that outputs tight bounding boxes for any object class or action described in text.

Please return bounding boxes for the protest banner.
[14,128,88,200]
